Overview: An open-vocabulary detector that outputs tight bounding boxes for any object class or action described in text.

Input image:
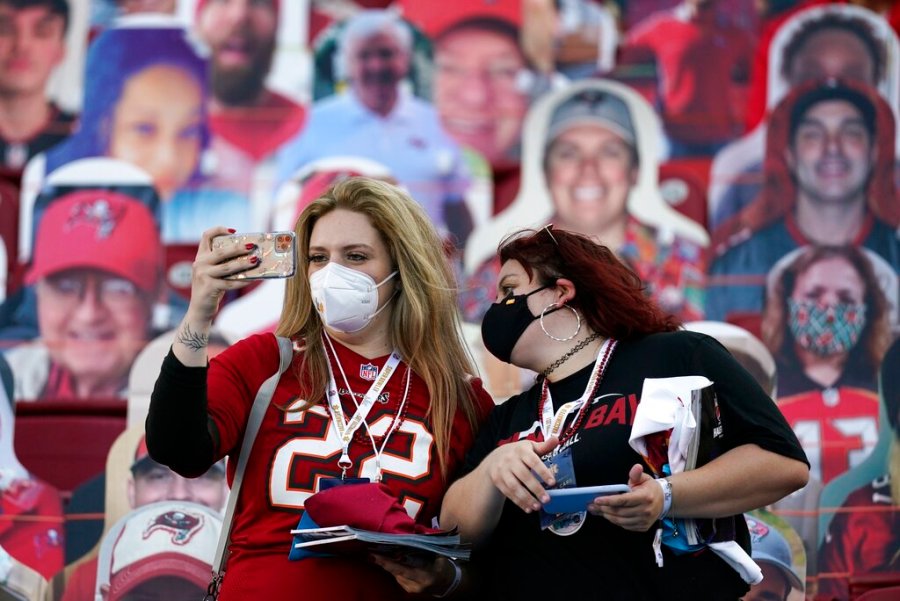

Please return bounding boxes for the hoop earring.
[540,303,581,342]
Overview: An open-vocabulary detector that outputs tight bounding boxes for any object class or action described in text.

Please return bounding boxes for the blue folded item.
[289,512,333,561]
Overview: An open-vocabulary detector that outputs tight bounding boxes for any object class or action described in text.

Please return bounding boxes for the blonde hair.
[276,177,480,478]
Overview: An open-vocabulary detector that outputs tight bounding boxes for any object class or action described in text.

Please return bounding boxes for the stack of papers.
[683,379,729,546]
[629,376,761,584]
[630,375,730,546]
[290,525,471,561]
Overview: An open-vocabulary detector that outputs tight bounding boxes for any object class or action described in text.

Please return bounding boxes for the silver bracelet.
[655,477,673,520]
[434,558,463,599]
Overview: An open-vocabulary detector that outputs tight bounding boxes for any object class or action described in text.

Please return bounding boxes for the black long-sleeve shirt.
[145,348,219,477]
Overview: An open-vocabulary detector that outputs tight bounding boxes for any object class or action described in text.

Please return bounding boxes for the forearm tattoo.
[177,323,209,352]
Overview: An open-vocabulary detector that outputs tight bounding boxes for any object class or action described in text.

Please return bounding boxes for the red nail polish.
[227,228,236,233]
[245,243,255,250]
[250,256,259,264]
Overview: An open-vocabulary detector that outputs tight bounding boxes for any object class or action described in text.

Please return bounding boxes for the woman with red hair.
[441,226,809,600]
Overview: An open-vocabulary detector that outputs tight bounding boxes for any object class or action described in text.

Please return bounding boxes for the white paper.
[709,541,763,585]
[628,375,712,474]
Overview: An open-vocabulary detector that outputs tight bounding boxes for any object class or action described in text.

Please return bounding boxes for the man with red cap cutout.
[59,435,227,601]
[4,190,163,401]
[94,501,222,601]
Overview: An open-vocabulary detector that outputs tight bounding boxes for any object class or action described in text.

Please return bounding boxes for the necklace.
[537,339,617,446]
[540,332,602,379]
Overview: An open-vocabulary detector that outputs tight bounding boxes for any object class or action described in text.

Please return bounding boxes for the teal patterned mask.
[788,300,867,356]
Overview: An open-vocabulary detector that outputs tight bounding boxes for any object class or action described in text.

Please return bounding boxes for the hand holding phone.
[543,484,631,514]
[212,231,297,280]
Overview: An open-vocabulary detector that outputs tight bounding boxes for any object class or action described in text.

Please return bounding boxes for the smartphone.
[543,484,631,514]
[212,231,297,280]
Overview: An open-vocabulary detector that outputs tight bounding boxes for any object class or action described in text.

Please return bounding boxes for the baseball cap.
[546,89,636,146]
[105,501,222,601]
[407,1,522,39]
[287,157,396,225]
[789,79,877,141]
[26,190,162,294]
[745,516,804,591]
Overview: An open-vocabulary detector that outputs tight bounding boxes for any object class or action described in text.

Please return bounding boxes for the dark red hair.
[499,226,680,340]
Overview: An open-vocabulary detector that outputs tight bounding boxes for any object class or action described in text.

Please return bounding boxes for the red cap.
[398,0,521,39]
[26,190,162,294]
[304,483,439,535]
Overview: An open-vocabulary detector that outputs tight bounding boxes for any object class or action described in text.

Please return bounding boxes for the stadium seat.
[14,400,126,498]
[851,576,900,600]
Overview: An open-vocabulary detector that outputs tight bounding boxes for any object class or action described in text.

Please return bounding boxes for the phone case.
[213,231,297,280]
[543,484,631,514]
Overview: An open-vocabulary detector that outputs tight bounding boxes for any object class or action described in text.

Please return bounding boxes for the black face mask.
[481,286,551,363]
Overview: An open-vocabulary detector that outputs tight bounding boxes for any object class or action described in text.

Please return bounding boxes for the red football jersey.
[207,334,492,600]
[209,91,306,162]
[777,387,879,484]
[625,9,753,144]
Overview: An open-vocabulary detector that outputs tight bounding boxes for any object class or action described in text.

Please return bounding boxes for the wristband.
[655,477,673,521]
[434,558,462,599]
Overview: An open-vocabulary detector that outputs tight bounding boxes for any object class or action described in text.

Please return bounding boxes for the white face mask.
[309,262,399,333]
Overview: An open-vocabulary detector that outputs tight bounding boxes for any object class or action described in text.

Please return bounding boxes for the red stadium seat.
[851,575,900,600]
[855,587,900,601]
[14,400,126,498]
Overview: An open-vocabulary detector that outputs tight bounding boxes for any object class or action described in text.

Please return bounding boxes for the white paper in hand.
[628,375,712,474]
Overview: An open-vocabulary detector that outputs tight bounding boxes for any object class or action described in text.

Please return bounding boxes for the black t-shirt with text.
[462,331,807,601]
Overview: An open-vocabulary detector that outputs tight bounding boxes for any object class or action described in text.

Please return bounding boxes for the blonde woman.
[146,177,492,599]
